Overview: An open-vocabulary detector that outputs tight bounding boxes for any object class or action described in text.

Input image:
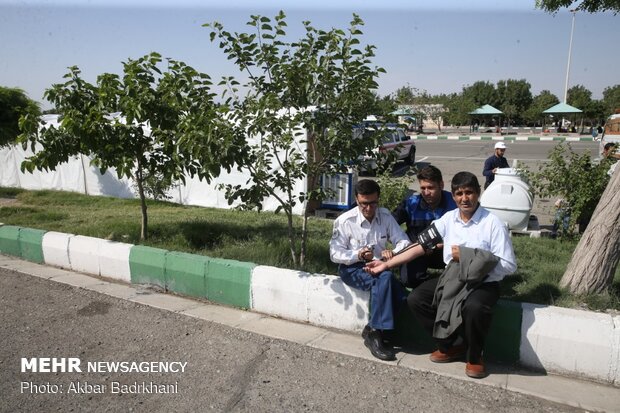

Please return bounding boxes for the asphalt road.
[0,266,587,413]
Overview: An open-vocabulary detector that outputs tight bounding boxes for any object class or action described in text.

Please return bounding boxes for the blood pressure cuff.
[417,223,442,252]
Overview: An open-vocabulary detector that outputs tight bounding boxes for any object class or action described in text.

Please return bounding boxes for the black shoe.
[362,324,394,345]
[364,329,396,361]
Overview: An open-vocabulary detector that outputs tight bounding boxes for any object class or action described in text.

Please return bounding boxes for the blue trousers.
[338,262,406,330]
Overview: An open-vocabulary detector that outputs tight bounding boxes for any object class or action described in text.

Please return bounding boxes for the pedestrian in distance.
[329,179,411,361]
[482,142,509,189]
[364,172,517,378]
[392,165,457,288]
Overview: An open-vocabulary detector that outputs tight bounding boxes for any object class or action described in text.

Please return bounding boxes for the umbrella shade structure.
[469,104,503,132]
[542,102,582,115]
[542,103,583,133]
[469,104,503,116]
[390,108,414,116]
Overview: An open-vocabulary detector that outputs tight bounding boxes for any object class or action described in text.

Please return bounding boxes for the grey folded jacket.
[431,246,499,339]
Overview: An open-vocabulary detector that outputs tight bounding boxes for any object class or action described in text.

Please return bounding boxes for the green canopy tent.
[542,102,583,133]
[390,107,418,130]
[389,108,413,116]
[468,104,503,133]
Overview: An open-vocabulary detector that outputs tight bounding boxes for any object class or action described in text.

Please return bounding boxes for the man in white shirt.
[365,172,516,377]
[329,179,411,361]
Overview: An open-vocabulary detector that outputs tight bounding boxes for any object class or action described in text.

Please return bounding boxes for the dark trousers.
[407,277,500,363]
[401,248,445,288]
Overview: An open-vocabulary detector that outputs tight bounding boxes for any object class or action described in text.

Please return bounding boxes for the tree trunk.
[135,167,148,241]
[300,206,310,270]
[286,209,298,268]
[560,165,620,294]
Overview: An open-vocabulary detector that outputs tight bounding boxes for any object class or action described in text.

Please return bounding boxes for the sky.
[1,0,618,110]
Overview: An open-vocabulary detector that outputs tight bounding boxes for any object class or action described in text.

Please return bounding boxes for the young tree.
[19,53,243,240]
[206,12,384,269]
[0,87,40,147]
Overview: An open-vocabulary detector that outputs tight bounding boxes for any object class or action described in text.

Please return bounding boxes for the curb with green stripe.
[411,135,595,142]
[0,225,46,263]
[1,225,617,384]
[128,246,254,308]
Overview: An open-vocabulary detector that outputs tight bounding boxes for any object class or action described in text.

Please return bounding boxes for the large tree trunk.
[560,165,620,294]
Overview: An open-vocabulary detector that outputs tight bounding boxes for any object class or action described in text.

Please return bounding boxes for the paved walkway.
[1,254,618,413]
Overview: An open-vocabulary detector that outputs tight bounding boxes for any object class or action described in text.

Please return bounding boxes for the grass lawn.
[1,187,618,311]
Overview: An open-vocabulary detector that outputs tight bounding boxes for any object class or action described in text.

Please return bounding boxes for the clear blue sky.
[1,0,618,110]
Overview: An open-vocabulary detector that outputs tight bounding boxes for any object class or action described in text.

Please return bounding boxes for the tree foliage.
[462,81,499,108]
[529,143,612,235]
[206,12,384,269]
[602,84,620,115]
[497,79,533,125]
[0,87,40,147]
[18,53,243,240]
[523,90,560,125]
[536,0,620,14]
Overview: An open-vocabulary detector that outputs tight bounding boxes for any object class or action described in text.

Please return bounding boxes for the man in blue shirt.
[392,166,457,288]
[482,142,509,189]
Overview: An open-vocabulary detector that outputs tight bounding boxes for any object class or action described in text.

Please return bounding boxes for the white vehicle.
[599,110,620,156]
[359,124,416,174]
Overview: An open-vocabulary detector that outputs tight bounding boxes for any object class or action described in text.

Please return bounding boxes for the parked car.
[599,109,620,156]
[359,123,416,174]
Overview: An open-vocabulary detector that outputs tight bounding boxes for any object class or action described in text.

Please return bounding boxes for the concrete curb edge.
[0,223,617,386]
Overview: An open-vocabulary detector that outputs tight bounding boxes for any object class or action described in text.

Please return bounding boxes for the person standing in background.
[482,142,509,189]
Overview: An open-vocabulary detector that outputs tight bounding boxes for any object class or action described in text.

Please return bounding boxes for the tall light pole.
[563,9,577,103]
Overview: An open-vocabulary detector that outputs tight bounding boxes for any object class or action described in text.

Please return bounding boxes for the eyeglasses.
[358,201,378,208]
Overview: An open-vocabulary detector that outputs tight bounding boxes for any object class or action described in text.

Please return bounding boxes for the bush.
[528,143,612,237]
[376,167,416,211]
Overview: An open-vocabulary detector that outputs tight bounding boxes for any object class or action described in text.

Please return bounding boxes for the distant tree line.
[368,81,620,129]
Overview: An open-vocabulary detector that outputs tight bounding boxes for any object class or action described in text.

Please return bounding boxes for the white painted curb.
[42,231,74,269]
[520,303,620,385]
[99,240,133,283]
[68,235,101,276]
[251,266,370,332]
[251,266,309,322]
[306,274,369,332]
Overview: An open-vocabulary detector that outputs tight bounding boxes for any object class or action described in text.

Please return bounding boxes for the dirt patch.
[0,197,20,207]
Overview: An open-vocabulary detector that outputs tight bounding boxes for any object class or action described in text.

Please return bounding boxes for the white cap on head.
[494,142,507,149]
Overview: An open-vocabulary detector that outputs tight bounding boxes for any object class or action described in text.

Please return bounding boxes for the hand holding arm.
[381,249,394,260]
[364,244,426,275]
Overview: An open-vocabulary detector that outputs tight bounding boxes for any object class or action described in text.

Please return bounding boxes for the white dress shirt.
[330,206,411,266]
[433,205,517,282]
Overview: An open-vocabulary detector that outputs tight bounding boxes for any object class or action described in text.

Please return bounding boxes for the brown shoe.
[465,361,487,379]
[429,345,466,363]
